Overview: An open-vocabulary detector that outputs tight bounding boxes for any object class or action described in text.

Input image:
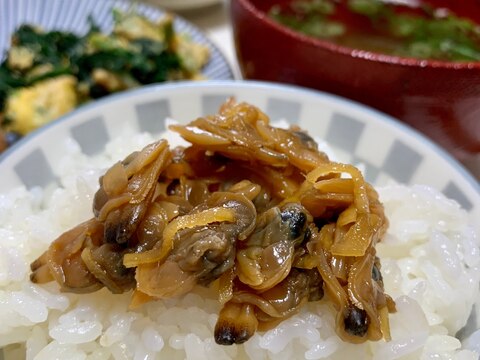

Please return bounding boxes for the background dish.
[0,81,478,355]
[0,0,233,80]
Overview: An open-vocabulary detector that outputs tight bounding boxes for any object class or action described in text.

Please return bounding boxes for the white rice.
[0,130,479,360]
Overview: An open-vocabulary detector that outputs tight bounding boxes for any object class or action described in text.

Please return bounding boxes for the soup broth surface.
[269,0,480,61]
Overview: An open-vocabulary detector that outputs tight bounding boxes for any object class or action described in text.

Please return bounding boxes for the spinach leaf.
[0,64,26,112]
[13,25,82,67]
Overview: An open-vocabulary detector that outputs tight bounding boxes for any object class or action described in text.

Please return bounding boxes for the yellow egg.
[5,75,78,135]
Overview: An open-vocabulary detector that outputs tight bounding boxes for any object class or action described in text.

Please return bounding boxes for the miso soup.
[269,0,480,61]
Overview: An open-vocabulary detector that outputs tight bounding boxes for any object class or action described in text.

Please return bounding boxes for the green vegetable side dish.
[0,9,210,140]
[269,0,480,61]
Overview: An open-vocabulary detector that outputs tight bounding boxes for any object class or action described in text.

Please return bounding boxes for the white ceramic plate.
[0,81,478,358]
[0,0,233,80]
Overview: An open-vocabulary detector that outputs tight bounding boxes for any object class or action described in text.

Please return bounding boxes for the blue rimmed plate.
[0,0,233,80]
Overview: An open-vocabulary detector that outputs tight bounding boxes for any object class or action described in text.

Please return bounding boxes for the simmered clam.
[30,100,393,346]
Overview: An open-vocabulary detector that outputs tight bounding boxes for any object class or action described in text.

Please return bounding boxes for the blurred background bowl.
[231,0,480,177]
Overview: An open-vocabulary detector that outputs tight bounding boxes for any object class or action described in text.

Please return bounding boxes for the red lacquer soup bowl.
[231,0,480,176]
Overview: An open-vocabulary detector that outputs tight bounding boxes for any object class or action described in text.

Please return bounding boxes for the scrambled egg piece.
[91,69,139,92]
[113,10,171,42]
[5,75,78,135]
[174,34,210,76]
[86,32,133,53]
[7,46,35,70]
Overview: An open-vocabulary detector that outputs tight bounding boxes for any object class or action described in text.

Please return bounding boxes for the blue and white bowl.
[0,81,478,356]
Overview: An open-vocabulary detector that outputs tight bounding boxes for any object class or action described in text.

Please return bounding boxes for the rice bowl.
[0,82,479,359]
